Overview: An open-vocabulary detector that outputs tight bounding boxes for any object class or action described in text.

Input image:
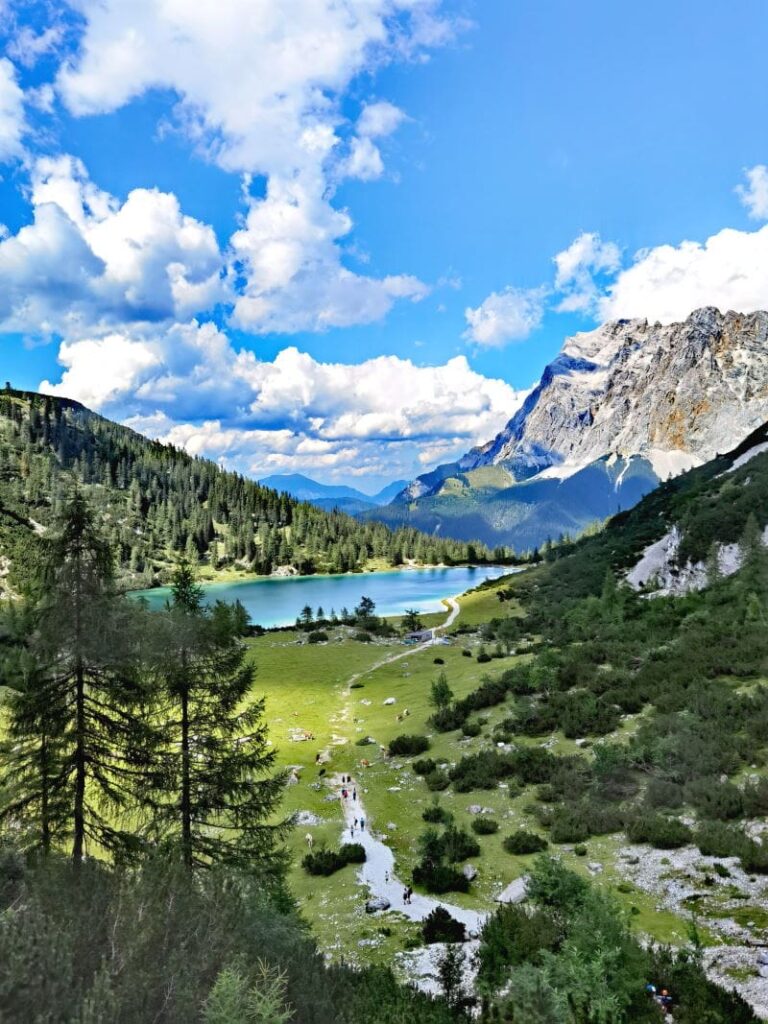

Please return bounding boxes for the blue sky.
[2,1,768,489]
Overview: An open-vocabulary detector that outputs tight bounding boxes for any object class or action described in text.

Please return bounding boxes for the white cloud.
[40,324,524,482]
[553,231,621,314]
[599,223,768,324]
[0,58,27,161]
[736,165,768,220]
[55,1,453,332]
[357,100,407,138]
[0,155,226,336]
[463,286,547,347]
[40,334,159,409]
[230,170,427,333]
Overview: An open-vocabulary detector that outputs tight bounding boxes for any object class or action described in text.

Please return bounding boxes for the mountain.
[368,307,768,551]
[0,388,498,597]
[258,473,407,514]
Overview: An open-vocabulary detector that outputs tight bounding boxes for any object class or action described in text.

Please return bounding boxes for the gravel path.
[334,775,488,933]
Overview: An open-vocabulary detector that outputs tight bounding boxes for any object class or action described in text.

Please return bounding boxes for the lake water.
[132,564,511,629]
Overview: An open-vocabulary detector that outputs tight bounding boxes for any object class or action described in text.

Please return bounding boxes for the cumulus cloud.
[230,170,427,333]
[599,223,768,324]
[40,324,524,482]
[55,1,453,332]
[736,165,768,220]
[463,286,547,347]
[0,58,27,161]
[553,232,621,314]
[0,155,226,336]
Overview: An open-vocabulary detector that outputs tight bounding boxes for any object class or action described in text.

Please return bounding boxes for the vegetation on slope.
[0,388,505,592]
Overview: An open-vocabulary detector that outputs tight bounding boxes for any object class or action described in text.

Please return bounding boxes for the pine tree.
[149,561,288,870]
[0,492,153,862]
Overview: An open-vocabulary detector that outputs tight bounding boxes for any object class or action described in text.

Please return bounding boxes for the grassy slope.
[253,577,691,971]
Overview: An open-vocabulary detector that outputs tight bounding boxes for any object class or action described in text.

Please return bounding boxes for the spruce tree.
[0,492,153,861]
[149,561,288,870]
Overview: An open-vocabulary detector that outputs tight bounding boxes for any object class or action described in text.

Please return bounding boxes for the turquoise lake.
[132,564,511,628]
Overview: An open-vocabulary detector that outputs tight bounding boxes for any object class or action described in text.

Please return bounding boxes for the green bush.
[549,807,590,844]
[461,720,482,738]
[574,844,588,856]
[686,778,744,820]
[422,803,453,825]
[307,630,329,644]
[302,843,366,876]
[503,830,549,855]
[421,906,466,944]
[441,824,480,862]
[413,757,437,776]
[462,649,472,657]
[471,817,499,835]
[425,769,450,792]
[626,813,692,849]
[389,734,430,756]
[645,778,684,809]
[412,861,470,894]
[354,631,372,642]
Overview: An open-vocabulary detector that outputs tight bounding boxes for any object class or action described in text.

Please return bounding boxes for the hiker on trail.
[384,870,389,883]
[406,886,413,904]
[354,818,359,829]
[353,788,357,801]
[360,817,365,831]
[342,788,347,799]
[403,888,409,905]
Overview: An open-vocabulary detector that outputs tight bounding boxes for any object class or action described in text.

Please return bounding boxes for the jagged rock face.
[406,307,768,500]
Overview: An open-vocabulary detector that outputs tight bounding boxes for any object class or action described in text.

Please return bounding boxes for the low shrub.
[503,830,549,855]
[422,906,466,944]
[461,720,482,738]
[302,843,367,876]
[476,648,491,664]
[355,736,373,746]
[695,821,745,859]
[626,813,692,849]
[425,769,450,792]
[413,757,437,776]
[412,861,470,894]
[549,808,590,844]
[389,734,430,757]
[472,817,499,835]
[422,803,453,825]
[354,631,372,642]
[349,682,364,690]
[462,649,472,658]
[574,844,588,857]
[645,778,684,810]
[441,825,480,862]
[433,657,444,665]
[307,630,329,644]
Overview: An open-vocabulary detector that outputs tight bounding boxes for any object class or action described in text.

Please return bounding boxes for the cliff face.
[405,307,768,501]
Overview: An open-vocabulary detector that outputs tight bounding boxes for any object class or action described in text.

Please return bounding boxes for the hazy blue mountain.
[258,472,408,513]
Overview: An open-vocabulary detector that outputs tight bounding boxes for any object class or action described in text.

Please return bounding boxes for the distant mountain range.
[259,473,407,514]
[367,307,768,551]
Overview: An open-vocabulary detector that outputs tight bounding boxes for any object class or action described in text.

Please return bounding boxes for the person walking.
[360,816,365,831]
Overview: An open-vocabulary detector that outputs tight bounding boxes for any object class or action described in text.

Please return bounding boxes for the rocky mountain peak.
[404,307,768,502]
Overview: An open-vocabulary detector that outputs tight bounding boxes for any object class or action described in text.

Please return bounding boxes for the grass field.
[248,574,701,969]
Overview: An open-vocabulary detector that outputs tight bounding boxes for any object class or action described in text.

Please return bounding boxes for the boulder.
[383,697,396,705]
[463,864,478,881]
[365,897,391,914]
[496,876,529,904]
[467,804,483,814]
[588,862,603,874]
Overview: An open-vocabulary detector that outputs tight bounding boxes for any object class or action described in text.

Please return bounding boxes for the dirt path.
[343,596,458,692]
[334,775,487,933]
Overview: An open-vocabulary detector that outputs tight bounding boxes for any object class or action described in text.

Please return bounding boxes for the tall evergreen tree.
[0,492,152,862]
[149,561,288,870]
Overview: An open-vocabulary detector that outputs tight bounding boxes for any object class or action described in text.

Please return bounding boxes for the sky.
[2,1,768,490]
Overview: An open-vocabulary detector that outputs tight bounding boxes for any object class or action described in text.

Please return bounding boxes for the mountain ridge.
[370,307,768,550]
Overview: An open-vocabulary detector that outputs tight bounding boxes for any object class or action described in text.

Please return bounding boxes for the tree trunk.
[40,732,50,855]
[180,685,192,868]
[73,657,86,863]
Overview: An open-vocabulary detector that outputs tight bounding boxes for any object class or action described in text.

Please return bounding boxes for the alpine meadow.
[3,4,768,1023]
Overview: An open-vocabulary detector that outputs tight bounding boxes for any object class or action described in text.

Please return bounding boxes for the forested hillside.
[0,389,503,592]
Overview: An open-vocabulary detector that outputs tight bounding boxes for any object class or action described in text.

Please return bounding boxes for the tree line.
[0,389,512,590]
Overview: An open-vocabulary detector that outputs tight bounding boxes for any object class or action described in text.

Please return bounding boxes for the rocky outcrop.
[403,308,768,500]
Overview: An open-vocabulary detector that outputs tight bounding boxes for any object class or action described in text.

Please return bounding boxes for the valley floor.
[248,576,768,1018]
